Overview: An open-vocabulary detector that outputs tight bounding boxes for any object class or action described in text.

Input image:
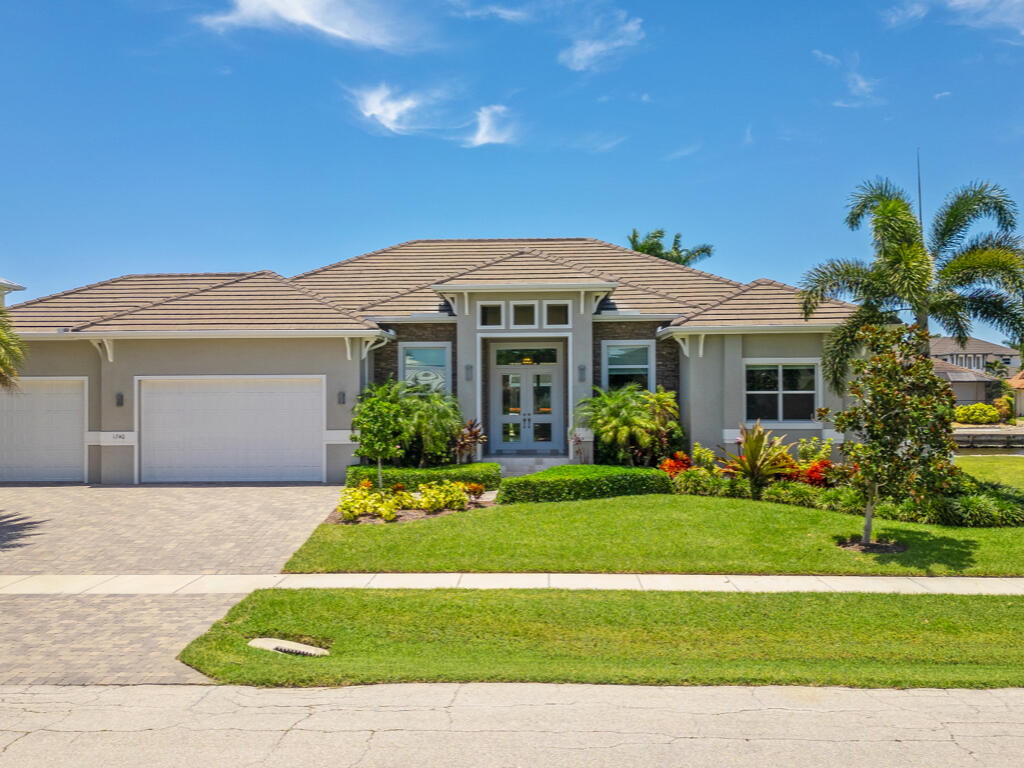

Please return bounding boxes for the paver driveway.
[0,484,337,684]
[0,484,337,574]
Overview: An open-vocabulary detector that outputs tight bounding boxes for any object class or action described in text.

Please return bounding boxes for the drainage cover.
[248,637,329,657]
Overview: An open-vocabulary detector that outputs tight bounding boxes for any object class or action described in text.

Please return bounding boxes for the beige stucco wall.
[20,337,361,484]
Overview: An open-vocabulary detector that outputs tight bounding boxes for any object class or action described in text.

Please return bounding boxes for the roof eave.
[658,323,841,336]
[19,329,387,340]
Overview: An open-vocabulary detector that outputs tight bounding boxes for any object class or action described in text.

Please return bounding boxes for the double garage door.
[0,377,324,483]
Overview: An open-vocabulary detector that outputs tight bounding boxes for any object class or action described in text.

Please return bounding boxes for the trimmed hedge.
[496,464,672,504]
[345,463,502,491]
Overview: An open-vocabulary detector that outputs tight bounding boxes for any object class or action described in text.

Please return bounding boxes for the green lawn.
[285,494,1024,575]
[181,589,1024,688]
[956,455,1024,488]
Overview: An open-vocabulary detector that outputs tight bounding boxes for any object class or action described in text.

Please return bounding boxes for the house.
[1008,371,1024,418]
[0,277,25,307]
[931,359,1001,407]
[0,238,858,483]
[930,336,1020,376]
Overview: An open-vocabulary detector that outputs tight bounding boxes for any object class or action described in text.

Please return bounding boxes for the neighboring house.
[0,238,857,484]
[1008,372,1024,418]
[930,336,1020,376]
[931,359,1001,407]
[0,277,25,307]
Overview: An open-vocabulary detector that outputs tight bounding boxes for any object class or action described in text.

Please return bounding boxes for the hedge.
[496,464,672,504]
[345,463,502,491]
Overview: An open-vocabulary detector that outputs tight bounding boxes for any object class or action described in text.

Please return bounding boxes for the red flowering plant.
[658,451,692,478]
[802,459,833,487]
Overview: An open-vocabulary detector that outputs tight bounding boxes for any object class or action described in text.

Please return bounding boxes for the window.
[399,343,451,392]
[602,341,654,391]
[510,301,538,329]
[479,302,504,328]
[495,347,558,365]
[745,362,818,422]
[543,301,571,328]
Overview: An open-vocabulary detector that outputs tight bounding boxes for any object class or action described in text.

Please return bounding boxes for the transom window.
[510,301,538,329]
[602,341,654,391]
[543,301,571,328]
[745,363,817,422]
[495,347,558,365]
[399,343,451,392]
[479,303,504,328]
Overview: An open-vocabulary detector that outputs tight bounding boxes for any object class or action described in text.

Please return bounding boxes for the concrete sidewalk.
[1,683,1021,768]
[2,572,1024,594]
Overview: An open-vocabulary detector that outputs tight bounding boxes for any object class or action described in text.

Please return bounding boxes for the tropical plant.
[820,325,959,545]
[574,384,682,466]
[454,419,488,464]
[689,442,717,471]
[985,358,1010,378]
[627,228,714,267]
[0,306,26,391]
[721,421,797,497]
[351,382,407,488]
[416,481,469,513]
[404,388,464,467]
[954,402,1001,424]
[800,178,1024,391]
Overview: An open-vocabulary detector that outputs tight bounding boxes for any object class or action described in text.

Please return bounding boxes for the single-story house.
[1,238,858,484]
[1008,371,1024,418]
[930,336,1020,376]
[931,359,1001,407]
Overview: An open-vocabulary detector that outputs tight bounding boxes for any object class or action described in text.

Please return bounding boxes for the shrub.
[797,437,834,463]
[954,403,1001,424]
[346,463,502,491]
[722,421,797,497]
[994,396,1014,422]
[761,481,824,507]
[689,442,717,471]
[815,486,865,514]
[671,468,752,499]
[658,451,691,478]
[496,465,672,504]
[337,485,401,523]
[417,481,469,514]
[574,385,684,467]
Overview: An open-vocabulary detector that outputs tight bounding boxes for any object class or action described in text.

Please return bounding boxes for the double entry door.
[489,344,565,454]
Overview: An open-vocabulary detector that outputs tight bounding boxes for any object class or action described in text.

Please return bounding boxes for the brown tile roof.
[932,359,1001,383]
[74,271,376,332]
[670,278,857,328]
[1006,371,1024,390]
[7,273,251,332]
[930,336,1019,356]
[432,249,618,287]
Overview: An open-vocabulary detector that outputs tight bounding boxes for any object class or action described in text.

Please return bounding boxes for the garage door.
[140,377,324,482]
[0,378,86,482]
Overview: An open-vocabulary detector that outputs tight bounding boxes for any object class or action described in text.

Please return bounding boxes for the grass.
[180,588,1024,688]
[955,455,1024,488]
[285,494,1024,575]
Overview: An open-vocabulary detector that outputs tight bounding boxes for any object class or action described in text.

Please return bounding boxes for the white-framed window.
[542,300,572,329]
[601,340,655,391]
[744,359,819,423]
[478,302,504,329]
[509,300,539,329]
[398,342,452,392]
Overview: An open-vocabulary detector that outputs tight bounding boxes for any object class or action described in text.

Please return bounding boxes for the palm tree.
[985,358,1010,378]
[628,228,714,267]
[0,306,26,391]
[574,385,656,466]
[800,178,1024,391]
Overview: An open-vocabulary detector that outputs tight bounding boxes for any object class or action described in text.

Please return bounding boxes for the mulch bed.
[324,500,495,525]
[838,537,908,554]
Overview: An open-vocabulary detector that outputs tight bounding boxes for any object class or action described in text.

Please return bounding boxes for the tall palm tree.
[0,306,26,391]
[800,178,1024,391]
[628,228,714,267]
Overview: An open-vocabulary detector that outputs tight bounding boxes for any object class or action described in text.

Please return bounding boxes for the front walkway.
[3,572,1024,594]
[1,683,1021,767]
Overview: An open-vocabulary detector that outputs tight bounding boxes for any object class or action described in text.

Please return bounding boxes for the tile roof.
[930,336,1019,356]
[1006,371,1024,390]
[931,359,1001,383]
[7,273,251,332]
[432,249,618,287]
[669,279,857,328]
[74,271,376,332]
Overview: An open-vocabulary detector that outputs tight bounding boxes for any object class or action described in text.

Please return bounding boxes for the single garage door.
[140,377,324,482]
[0,378,86,482]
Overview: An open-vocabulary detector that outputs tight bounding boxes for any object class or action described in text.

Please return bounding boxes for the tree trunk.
[914,311,931,355]
[376,458,383,490]
[862,485,877,545]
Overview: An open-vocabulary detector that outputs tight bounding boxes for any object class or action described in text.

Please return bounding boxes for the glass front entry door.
[489,345,564,454]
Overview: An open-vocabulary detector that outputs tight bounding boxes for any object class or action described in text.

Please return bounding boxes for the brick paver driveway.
[0,484,337,684]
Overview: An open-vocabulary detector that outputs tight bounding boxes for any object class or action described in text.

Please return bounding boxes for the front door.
[489,344,565,454]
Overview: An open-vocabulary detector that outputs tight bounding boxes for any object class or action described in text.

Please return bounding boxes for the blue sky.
[2,0,1023,342]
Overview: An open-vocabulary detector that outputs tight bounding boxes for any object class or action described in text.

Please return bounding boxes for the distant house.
[931,359,1000,407]
[1008,371,1024,418]
[930,336,1020,376]
[0,277,25,307]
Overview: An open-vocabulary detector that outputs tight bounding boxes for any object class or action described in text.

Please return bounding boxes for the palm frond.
[679,243,714,266]
[797,258,874,317]
[936,239,1024,295]
[0,307,26,392]
[928,181,1018,258]
[845,177,915,231]
[957,289,1024,341]
[928,292,972,345]
[821,305,892,393]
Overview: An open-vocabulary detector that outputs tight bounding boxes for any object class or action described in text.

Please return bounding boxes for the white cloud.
[743,124,754,145]
[882,2,929,26]
[846,72,877,97]
[199,0,415,50]
[350,83,427,134]
[449,1,531,22]
[934,90,953,98]
[557,10,644,72]
[665,143,701,160]
[573,133,626,153]
[465,105,516,147]
[811,49,841,66]
[945,0,1024,35]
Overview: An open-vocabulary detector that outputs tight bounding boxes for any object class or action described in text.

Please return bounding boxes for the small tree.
[819,325,958,545]
[351,382,406,488]
[0,307,26,392]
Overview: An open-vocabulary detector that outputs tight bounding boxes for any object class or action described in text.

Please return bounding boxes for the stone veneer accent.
[592,320,680,393]
[374,322,459,396]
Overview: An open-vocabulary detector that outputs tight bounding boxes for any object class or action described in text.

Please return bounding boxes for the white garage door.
[140,377,324,482]
[0,378,86,482]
